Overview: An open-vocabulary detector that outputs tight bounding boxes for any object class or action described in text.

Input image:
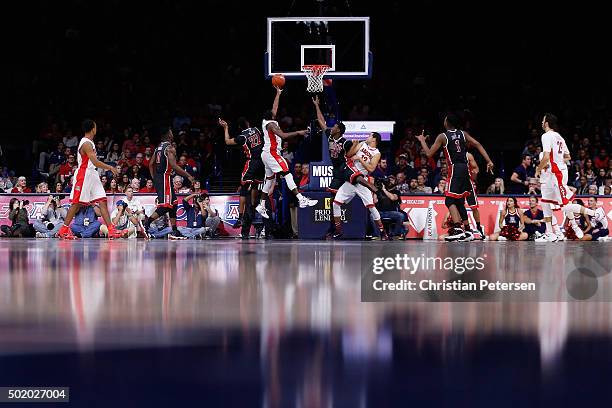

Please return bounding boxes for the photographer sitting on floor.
[100,200,134,238]
[34,195,67,238]
[178,193,209,239]
[71,204,102,238]
[372,176,408,240]
[1,198,34,237]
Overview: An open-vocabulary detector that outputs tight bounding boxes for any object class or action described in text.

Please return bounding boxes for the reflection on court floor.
[0,239,611,407]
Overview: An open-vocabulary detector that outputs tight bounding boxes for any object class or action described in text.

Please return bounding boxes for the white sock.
[333,202,342,217]
[283,173,298,191]
[296,193,304,200]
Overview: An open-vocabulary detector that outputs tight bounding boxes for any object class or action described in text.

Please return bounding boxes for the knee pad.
[369,206,381,221]
[282,172,297,190]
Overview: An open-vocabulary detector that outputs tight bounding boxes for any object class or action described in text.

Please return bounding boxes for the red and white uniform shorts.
[70,168,106,205]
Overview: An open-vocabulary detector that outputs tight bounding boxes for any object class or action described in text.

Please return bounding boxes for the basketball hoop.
[302,64,330,93]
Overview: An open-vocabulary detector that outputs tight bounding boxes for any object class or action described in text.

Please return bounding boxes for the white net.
[302,65,330,93]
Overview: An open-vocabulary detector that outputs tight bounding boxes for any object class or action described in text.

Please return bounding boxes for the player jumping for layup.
[333,132,389,240]
[417,114,494,241]
[535,113,594,242]
[256,87,317,219]
[142,127,196,240]
[58,119,125,240]
[219,117,264,239]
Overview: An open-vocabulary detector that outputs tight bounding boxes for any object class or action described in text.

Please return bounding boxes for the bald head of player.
[82,119,97,139]
[542,113,558,132]
[160,127,174,142]
[443,114,460,131]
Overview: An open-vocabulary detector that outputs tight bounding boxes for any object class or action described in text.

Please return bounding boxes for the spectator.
[293,163,302,178]
[35,182,49,194]
[118,148,134,169]
[96,140,108,163]
[599,177,612,195]
[39,142,65,175]
[604,185,612,195]
[371,157,389,178]
[588,185,599,196]
[374,178,407,239]
[281,140,294,164]
[434,179,447,194]
[576,176,589,195]
[11,176,32,193]
[70,204,102,238]
[140,179,156,193]
[107,178,120,194]
[143,147,153,168]
[487,177,505,194]
[200,193,221,238]
[130,177,141,192]
[190,180,203,194]
[173,175,190,193]
[106,142,121,163]
[2,198,34,237]
[123,187,146,228]
[178,193,208,239]
[133,154,146,173]
[122,132,140,154]
[0,171,13,192]
[299,163,310,191]
[34,195,66,238]
[60,129,77,151]
[594,148,609,170]
[141,134,155,154]
[527,177,541,195]
[433,163,449,187]
[595,168,607,187]
[100,175,109,191]
[415,174,432,194]
[407,178,419,194]
[58,154,77,184]
[54,182,64,194]
[510,154,534,194]
[522,196,545,240]
[118,174,130,192]
[395,154,415,179]
[395,172,411,195]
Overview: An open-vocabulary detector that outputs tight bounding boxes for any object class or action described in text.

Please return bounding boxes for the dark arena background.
[1,1,611,407]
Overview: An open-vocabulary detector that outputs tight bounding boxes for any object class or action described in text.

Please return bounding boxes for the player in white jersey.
[583,196,610,241]
[332,132,389,240]
[255,86,318,219]
[535,113,595,242]
[58,119,125,239]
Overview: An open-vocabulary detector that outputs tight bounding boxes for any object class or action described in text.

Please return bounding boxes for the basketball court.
[0,239,611,405]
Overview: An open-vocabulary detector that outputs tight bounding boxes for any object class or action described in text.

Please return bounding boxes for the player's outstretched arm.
[167,147,194,183]
[464,132,494,174]
[267,122,306,140]
[82,143,118,177]
[271,87,282,119]
[311,96,327,131]
[219,119,237,146]
[417,132,444,159]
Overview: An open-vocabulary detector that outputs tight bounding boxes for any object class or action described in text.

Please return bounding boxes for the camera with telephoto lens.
[196,194,207,203]
[22,200,29,206]
[375,176,392,189]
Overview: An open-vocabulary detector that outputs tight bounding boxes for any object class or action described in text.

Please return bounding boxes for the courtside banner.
[399,195,612,238]
[0,194,245,236]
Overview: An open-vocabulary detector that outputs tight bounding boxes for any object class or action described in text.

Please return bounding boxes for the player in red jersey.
[57,119,125,239]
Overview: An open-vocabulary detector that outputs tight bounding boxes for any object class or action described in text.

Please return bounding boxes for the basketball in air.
[271,74,285,88]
